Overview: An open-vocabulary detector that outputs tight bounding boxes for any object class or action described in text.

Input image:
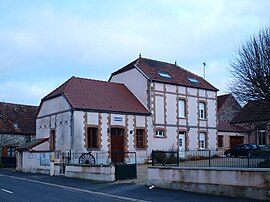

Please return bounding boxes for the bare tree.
[229,24,270,104]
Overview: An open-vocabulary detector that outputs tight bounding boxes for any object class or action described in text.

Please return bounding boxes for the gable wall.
[218,96,242,122]
[36,96,72,152]
[110,68,148,109]
[38,96,71,117]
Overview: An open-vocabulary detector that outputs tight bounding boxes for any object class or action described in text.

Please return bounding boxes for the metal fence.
[60,151,137,165]
[152,148,270,168]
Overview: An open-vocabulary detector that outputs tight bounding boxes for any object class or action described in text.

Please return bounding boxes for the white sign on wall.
[114,117,123,122]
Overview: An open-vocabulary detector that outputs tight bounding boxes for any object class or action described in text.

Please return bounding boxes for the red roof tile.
[110,57,218,91]
[0,102,38,135]
[218,121,247,133]
[16,138,49,151]
[43,77,149,115]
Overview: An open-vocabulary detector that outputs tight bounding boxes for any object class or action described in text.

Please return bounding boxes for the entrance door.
[111,128,125,163]
[179,132,186,158]
[230,136,244,148]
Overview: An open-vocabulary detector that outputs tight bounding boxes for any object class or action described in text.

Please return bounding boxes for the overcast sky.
[0,0,269,106]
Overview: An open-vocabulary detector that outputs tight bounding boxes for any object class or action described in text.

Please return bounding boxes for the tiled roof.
[16,138,49,151]
[230,100,270,124]
[43,77,150,115]
[218,121,247,133]
[110,57,218,91]
[217,94,231,112]
[0,102,38,135]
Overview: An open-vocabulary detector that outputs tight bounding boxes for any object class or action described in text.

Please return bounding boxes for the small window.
[87,127,98,148]
[158,72,172,79]
[50,129,56,150]
[25,135,31,142]
[199,102,206,119]
[13,123,19,128]
[155,130,165,137]
[178,99,186,118]
[187,77,200,84]
[199,132,206,149]
[218,135,223,147]
[258,130,266,145]
[7,146,16,157]
[136,129,146,148]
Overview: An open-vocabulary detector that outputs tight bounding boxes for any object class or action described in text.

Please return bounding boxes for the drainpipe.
[149,80,152,113]
[70,109,74,151]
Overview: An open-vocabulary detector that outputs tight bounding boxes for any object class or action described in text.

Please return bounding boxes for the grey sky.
[0,0,269,105]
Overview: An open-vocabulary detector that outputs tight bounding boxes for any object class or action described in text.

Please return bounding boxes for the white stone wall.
[148,166,270,201]
[151,82,217,150]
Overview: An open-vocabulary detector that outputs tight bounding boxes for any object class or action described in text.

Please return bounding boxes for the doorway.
[111,128,125,163]
[179,132,186,158]
[230,136,244,148]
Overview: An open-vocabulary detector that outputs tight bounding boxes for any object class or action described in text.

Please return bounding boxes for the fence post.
[248,154,250,168]
[177,150,179,166]
[208,149,211,167]
[152,150,154,166]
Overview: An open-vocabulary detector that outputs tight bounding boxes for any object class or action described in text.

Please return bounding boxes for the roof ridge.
[140,57,205,79]
[72,76,125,86]
[0,102,38,107]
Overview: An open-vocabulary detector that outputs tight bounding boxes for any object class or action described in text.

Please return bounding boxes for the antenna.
[203,62,206,79]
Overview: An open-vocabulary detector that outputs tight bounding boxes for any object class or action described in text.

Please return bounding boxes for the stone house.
[110,57,218,151]
[0,102,37,165]
[217,94,247,149]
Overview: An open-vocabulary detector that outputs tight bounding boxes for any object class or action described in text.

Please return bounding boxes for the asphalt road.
[0,169,259,202]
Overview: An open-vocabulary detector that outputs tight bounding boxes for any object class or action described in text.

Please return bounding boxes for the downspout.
[149,80,153,113]
[70,108,74,151]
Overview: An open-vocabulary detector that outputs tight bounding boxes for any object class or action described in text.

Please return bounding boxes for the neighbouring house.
[217,94,247,149]
[0,102,38,166]
[17,56,219,170]
[230,99,270,146]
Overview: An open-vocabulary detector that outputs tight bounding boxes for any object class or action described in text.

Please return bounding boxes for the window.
[87,127,98,148]
[258,130,266,145]
[199,102,206,119]
[187,77,200,84]
[218,135,223,147]
[199,132,206,149]
[49,129,56,150]
[178,99,186,118]
[136,129,146,148]
[7,146,16,157]
[158,72,172,79]
[155,130,165,137]
[25,135,31,142]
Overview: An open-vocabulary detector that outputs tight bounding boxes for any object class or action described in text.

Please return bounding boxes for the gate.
[112,151,137,181]
[0,157,16,168]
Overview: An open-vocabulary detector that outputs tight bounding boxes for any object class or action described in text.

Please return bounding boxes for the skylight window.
[187,77,200,84]
[158,72,172,79]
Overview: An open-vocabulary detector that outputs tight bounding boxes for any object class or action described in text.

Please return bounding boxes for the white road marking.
[1,189,13,194]
[0,174,148,202]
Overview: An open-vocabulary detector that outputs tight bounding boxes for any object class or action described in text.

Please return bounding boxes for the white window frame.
[178,99,186,118]
[155,130,165,138]
[199,102,206,119]
[199,132,206,149]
